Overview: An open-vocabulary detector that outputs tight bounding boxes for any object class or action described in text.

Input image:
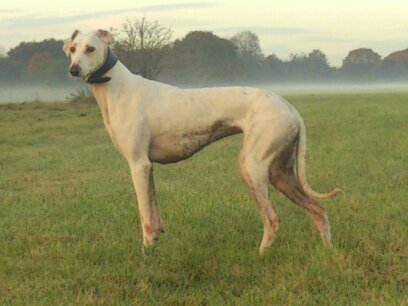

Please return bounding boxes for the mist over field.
[0,84,78,103]
[260,82,408,95]
[1,81,407,103]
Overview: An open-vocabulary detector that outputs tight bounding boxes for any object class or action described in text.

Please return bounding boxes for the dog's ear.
[63,29,80,56]
[70,29,80,41]
[96,29,113,45]
[63,38,71,57]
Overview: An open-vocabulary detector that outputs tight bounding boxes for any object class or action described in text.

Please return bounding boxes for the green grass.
[0,93,407,305]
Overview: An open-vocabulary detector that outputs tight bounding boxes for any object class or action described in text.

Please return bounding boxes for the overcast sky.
[1,0,407,66]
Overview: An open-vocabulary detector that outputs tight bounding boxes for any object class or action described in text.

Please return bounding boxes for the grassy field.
[0,93,407,305]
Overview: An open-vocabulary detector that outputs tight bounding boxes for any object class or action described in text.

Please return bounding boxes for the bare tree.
[231,31,264,79]
[231,31,263,60]
[112,17,172,79]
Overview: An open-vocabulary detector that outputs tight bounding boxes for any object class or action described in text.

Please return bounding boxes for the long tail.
[296,116,342,199]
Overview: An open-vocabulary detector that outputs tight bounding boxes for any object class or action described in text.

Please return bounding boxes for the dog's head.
[63,29,113,77]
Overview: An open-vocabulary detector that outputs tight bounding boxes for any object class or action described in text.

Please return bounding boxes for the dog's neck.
[90,59,129,93]
[90,59,133,126]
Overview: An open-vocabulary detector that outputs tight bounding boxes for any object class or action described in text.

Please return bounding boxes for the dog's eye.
[70,46,76,53]
[86,46,95,53]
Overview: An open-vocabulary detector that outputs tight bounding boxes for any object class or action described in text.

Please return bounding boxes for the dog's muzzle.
[69,65,81,77]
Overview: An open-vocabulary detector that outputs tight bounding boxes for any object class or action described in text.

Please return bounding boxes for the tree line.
[1,17,408,86]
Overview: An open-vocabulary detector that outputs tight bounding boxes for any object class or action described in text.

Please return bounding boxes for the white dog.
[63,29,340,255]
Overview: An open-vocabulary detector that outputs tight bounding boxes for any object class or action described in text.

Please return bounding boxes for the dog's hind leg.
[270,164,332,248]
[239,151,281,256]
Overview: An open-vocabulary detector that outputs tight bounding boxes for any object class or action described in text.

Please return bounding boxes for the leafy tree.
[0,46,6,58]
[7,39,64,63]
[26,52,56,82]
[0,57,18,82]
[282,50,332,82]
[305,49,332,79]
[381,49,408,80]
[340,48,381,81]
[308,49,329,66]
[161,31,243,85]
[0,39,69,83]
[262,54,285,81]
[342,48,381,67]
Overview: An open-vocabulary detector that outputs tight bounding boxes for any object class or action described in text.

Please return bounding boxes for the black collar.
[84,48,118,84]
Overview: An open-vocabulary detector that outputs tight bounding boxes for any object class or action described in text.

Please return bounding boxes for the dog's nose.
[69,64,81,77]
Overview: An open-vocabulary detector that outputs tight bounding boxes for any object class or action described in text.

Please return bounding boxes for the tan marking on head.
[63,29,81,57]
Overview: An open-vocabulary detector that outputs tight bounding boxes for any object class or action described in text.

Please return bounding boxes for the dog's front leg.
[128,159,159,250]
